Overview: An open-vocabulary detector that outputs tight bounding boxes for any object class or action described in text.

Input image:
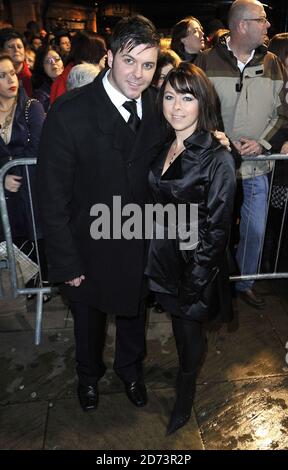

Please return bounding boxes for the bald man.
[196,0,288,308]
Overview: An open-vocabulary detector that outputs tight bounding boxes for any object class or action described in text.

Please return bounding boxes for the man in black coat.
[37,15,162,411]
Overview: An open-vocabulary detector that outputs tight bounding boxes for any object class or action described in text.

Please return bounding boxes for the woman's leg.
[168,315,206,435]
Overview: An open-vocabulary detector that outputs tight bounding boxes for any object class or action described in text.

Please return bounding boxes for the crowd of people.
[0,0,288,436]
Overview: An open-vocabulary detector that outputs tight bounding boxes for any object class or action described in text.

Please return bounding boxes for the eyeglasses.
[243,17,269,24]
[44,57,62,65]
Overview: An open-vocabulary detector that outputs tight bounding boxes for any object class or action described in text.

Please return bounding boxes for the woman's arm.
[180,151,236,301]
[24,100,46,159]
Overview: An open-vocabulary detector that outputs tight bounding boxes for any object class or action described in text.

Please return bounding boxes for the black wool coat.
[37,73,164,316]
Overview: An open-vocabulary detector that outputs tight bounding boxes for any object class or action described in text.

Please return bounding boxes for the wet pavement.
[0,280,288,450]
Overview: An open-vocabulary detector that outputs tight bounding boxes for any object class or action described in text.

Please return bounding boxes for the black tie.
[123,100,140,133]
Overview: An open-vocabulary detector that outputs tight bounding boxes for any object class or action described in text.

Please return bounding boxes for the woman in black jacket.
[0,53,49,299]
[145,62,236,435]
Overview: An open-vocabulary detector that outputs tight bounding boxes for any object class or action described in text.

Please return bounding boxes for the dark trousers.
[69,301,146,386]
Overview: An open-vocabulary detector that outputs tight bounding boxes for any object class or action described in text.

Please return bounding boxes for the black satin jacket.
[145,130,236,321]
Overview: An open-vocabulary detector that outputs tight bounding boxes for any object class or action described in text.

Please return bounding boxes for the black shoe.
[124,381,147,407]
[166,370,196,436]
[237,289,266,309]
[153,302,165,313]
[77,384,98,411]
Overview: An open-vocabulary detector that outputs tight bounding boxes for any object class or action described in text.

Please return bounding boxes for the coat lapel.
[89,75,162,161]
[128,88,163,162]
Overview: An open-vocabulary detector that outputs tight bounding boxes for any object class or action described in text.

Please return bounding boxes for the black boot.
[166,370,197,436]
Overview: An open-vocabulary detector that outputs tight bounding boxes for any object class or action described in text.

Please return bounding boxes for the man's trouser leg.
[70,301,107,386]
[236,174,269,292]
[113,301,147,383]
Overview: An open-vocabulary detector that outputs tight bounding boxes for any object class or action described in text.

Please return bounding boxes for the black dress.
[145,130,236,322]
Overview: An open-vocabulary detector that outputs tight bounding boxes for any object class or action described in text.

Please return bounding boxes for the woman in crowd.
[0,29,33,97]
[0,54,49,299]
[145,62,236,435]
[25,47,36,71]
[170,16,205,63]
[152,48,181,90]
[50,31,107,104]
[32,46,64,112]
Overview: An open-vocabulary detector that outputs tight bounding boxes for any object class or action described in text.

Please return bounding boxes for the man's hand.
[234,138,263,156]
[4,175,22,192]
[213,130,231,151]
[281,141,288,154]
[65,275,85,287]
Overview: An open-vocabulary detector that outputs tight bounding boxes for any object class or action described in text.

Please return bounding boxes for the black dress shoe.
[238,289,266,309]
[77,384,98,411]
[153,302,165,313]
[124,381,147,407]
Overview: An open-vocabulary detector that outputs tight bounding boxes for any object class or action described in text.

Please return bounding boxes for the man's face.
[107,43,158,99]
[242,4,270,49]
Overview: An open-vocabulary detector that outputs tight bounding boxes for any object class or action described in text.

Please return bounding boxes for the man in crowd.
[196,0,288,308]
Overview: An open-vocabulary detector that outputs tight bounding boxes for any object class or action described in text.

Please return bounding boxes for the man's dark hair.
[109,15,160,56]
[158,62,220,133]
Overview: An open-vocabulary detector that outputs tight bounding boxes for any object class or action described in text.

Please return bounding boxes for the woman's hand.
[4,175,22,192]
[281,141,288,154]
[65,275,85,287]
[213,130,231,151]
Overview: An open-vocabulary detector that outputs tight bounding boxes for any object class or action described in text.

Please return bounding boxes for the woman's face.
[0,59,19,99]
[156,63,174,89]
[43,50,64,80]
[4,38,25,66]
[181,20,205,54]
[163,81,199,135]
[26,50,36,70]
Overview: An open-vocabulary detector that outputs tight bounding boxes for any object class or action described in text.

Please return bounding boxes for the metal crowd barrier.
[1,156,288,345]
[0,159,51,345]
[229,154,288,282]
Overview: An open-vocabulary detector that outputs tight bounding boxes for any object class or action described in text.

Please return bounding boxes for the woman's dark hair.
[0,28,26,50]
[31,45,56,89]
[67,31,107,65]
[54,31,71,47]
[109,15,160,56]
[268,33,288,66]
[170,17,202,59]
[152,49,181,87]
[158,62,220,133]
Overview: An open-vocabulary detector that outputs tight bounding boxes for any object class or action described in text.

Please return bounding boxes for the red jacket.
[50,62,74,105]
[18,61,32,97]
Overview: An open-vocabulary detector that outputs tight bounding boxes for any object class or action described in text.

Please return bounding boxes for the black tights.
[171,315,206,374]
